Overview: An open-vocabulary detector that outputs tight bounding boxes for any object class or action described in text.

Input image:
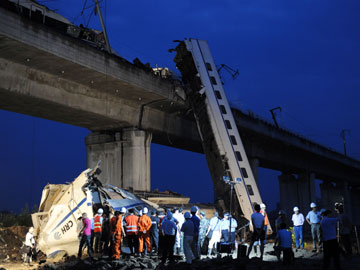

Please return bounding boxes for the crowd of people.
[77,205,238,265]
[247,201,352,270]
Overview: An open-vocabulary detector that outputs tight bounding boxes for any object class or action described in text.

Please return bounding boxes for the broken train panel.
[32,167,154,257]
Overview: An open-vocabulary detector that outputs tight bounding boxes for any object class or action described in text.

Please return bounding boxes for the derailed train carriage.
[31,165,155,257]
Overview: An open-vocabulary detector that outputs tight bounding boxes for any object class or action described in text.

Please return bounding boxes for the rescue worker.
[161,211,177,264]
[150,210,160,253]
[78,213,93,259]
[274,223,294,263]
[93,208,104,253]
[110,211,120,257]
[246,204,265,260]
[260,203,270,244]
[112,210,124,260]
[335,202,352,257]
[220,213,230,242]
[292,206,305,250]
[181,212,195,264]
[125,208,139,256]
[190,206,200,260]
[198,211,210,250]
[320,209,341,270]
[24,227,35,266]
[306,202,322,252]
[173,208,185,255]
[206,212,221,258]
[101,212,110,255]
[138,207,152,256]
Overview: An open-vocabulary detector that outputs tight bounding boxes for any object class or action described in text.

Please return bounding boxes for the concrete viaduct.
[1,4,360,224]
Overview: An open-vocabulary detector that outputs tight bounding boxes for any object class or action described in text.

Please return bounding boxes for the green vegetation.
[0,204,37,227]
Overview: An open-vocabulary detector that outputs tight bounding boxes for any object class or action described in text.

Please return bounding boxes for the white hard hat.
[120,207,127,214]
[29,227,34,233]
[97,208,104,214]
[143,207,148,214]
[190,206,198,213]
[139,210,143,216]
[310,202,317,208]
[260,203,266,209]
[293,206,299,212]
[184,212,191,219]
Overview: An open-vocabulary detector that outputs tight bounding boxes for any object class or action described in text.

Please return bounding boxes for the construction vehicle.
[173,39,268,229]
[31,163,155,257]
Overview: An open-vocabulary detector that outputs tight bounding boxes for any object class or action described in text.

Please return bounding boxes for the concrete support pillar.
[122,128,152,192]
[85,128,152,191]
[249,158,259,185]
[297,172,316,214]
[278,173,298,225]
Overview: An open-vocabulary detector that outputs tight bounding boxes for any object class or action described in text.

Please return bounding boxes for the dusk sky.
[1,0,360,212]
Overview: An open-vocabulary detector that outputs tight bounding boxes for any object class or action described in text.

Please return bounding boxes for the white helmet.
[97,208,104,214]
[143,207,148,214]
[29,227,34,233]
[260,203,266,209]
[293,206,299,212]
[120,207,127,214]
[190,206,198,213]
[310,202,317,208]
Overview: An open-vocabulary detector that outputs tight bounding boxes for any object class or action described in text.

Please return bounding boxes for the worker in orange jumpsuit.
[138,207,152,256]
[109,211,120,257]
[112,211,124,260]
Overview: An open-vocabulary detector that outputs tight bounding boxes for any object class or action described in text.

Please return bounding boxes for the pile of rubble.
[0,226,28,262]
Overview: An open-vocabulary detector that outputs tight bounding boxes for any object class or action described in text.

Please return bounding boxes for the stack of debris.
[0,226,27,262]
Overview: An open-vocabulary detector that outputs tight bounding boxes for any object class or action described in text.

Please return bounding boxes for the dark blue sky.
[1,0,360,212]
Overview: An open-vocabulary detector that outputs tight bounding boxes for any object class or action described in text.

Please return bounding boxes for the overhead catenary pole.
[94,0,111,54]
[340,129,349,156]
[270,107,281,128]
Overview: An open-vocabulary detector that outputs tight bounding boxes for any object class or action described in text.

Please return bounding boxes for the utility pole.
[94,0,111,54]
[341,129,350,156]
[269,107,281,128]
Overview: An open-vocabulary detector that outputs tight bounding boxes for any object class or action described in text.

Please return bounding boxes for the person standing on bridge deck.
[292,206,305,251]
[125,208,139,256]
[93,208,104,253]
[306,202,322,252]
[190,206,201,260]
[138,207,152,256]
[320,209,341,270]
[78,213,93,259]
[246,204,265,260]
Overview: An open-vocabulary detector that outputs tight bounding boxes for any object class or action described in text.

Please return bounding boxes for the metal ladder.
[174,39,264,223]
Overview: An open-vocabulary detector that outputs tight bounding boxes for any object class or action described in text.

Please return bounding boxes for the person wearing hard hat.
[220,213,230,242]
[173,208,185,255]
[150,211,160,254]
[306,202,322,252]
[138,207,152,256]
[113,209,125,260]
[125,208,139,256]
[93,208,104,253]
[190,206,200,260]
[198,211,210,251]
[320,209,341,270]
[181,212,195,264]
[206,212,221,258]
[260,203,270,244]
[275,210,287,233]
[292,206,305,250]
[161,211,178,263]
[24,227,36,266]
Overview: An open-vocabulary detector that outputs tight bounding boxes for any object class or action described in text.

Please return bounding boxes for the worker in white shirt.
[292,206,305,250]
[24,227,35,265]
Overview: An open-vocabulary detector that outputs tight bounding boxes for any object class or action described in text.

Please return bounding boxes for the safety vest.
[94,215,102,233]
[125,214,139,235]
